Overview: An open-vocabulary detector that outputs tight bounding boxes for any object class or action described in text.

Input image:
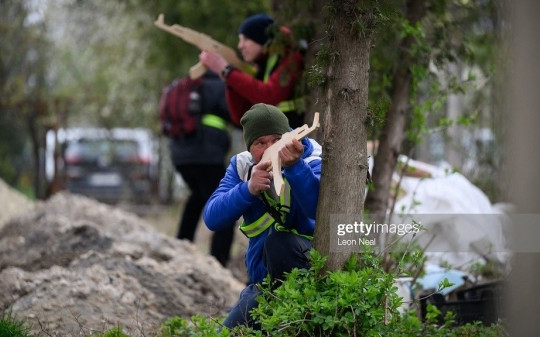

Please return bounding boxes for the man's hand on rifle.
[248,161,273,196]
[279,138,303,168]
[199,50,228,76]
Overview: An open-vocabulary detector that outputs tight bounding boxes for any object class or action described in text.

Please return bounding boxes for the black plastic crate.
[419,281,504,326]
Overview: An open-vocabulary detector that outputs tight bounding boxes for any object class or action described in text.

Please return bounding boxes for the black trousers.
[175,164,235,266]
[222,230,311,329]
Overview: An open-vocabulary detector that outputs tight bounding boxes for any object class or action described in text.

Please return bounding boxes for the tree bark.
[27,108,43,200]
[364,0,425,217]
[505,1,540,335]
[312,1,374,271]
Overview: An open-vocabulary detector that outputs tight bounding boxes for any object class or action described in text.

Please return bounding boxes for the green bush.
[102,327,130,337]
[155,250,504,336]
[159,316,230,337]
[252,251,400,336]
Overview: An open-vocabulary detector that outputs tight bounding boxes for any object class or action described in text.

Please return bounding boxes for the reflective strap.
[263,179,291,216]
[269,179,312,240]
[263,54,279,82]
[274,224,313,241]
[240,180,291,238]
[276,97,305,113]
[263,54,303,113]
[282,182,291,205]
[239,214,276,238]
[201,114,227,130]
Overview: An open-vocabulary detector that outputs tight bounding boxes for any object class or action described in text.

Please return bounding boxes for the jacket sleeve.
[225,50,304,125]
[203,157,257,231]
[283,157,321,219]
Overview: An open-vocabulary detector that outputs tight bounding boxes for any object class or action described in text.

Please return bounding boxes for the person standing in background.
[198,13,306,128]
[169,70,235,267]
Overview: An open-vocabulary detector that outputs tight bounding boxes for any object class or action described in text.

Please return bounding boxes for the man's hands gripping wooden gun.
[154,14,253,79]
[248,138,304,196]
[254,113,320,197]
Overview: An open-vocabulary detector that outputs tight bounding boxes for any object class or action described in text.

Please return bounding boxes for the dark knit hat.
[241,103,290,149]
[238,13,274,46]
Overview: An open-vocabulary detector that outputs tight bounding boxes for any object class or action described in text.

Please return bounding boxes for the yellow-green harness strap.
[239,180,313,240]
[239,180,291,238]
[201,114,227,130]
[274,224,313,241]
[263,54,279,83]
[276,98,304,113]
[263,54,304,113]
[239,214,277,238]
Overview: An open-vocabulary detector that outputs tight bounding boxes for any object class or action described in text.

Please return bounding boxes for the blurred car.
[58,127,158,204]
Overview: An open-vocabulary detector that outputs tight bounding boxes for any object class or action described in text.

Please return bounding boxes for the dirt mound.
[0,191,244,336]
[0,179,34,230]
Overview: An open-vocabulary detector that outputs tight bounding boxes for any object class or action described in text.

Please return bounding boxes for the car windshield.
[65,139,139,163]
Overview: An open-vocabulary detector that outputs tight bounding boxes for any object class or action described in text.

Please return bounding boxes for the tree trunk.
[505,1,540,335]
[364,0,424,217]
[27,109,43,200]
[312,1,375,271]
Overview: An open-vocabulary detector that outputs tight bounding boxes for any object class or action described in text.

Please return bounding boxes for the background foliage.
[0,0,268,198]
[1,0,505,202]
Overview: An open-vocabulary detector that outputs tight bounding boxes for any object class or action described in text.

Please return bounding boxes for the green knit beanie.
[241,103,290,149]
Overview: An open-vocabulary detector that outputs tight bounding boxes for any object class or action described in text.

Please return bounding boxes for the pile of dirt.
[0,179,34,230]
[0,187,244,336]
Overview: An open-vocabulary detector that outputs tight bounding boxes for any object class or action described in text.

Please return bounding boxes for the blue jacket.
[203,137,322,284]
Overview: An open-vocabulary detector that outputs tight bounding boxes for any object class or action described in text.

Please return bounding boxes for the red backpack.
[158,76,204,138]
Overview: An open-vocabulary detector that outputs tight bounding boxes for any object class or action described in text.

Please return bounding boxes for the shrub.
[102,327,130,337]
[155,250,504,336]
[252,251,401,336]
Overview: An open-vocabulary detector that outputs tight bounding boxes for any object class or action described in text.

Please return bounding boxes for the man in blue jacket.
[203,103,322,328]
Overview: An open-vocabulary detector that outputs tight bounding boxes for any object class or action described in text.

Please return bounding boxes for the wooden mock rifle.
[154,14,254,79]
[261,112,320,197]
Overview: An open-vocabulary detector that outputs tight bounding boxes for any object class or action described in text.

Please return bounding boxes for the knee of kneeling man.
[263,230,310,256]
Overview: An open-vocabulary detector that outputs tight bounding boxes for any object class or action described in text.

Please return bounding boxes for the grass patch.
[0,310,36,337]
